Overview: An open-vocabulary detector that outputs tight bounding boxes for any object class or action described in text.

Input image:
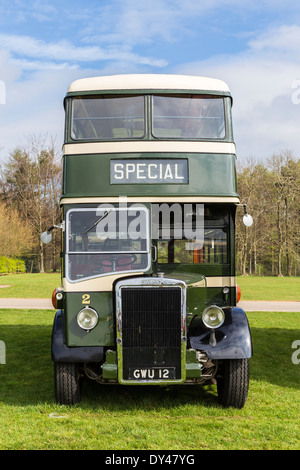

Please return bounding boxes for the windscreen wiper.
[84,209,111,234]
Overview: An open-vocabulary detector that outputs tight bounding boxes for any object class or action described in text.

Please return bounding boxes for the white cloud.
[0,50,21,83]
[80,0,234,48]
[10,58,79,71]
[176,25,300,159]
[0,33,167,68]
[1,2,300,163]
[0,50,84,160]
[248,24,300,52]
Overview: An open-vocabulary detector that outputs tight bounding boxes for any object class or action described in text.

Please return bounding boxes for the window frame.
[70,94,147,142]
[156,227,229,266]
[65,207,151,283]
[150,94,227,141]
[66,93,230,143]
[155,203,230,267]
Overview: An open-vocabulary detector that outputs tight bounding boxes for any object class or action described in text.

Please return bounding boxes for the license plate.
[129,367,176,380]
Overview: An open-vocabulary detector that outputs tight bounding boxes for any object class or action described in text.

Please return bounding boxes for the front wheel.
[217,359,249,408]
[54,362,81,405]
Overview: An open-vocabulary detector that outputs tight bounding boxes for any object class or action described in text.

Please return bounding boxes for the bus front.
[49,75,252,408]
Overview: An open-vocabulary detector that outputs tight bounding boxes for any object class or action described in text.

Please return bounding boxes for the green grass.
[237,276,300,301]
[0,273,299,302]
[0,309,299,450]
[0,273,61,298]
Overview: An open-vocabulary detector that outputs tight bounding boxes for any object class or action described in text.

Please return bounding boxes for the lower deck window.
[65,204,231,280]
[155,204,230,266]
[66,207,150,282]
[157,228,228,264]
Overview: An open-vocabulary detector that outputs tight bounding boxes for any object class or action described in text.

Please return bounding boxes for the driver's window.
[66,207,150,282]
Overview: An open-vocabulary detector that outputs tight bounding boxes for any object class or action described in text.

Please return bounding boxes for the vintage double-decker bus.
[43,74,253,408]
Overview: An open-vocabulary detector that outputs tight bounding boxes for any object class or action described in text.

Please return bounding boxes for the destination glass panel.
[110,159,188,184]
[152,95,225,139]
[71,95,145,140]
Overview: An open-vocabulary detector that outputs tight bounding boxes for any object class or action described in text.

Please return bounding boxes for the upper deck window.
[152,95,225,139]
[71,95,145,140]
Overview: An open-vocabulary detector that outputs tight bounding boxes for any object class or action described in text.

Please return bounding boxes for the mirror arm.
[41,222,65,244]
[46,222,65,233]
[235,203,248,214]
[235,203,253,227]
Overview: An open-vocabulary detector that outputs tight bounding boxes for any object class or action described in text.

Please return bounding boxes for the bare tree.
[267,151,300,276]
[236,151,299,276]
[0,202,34,257]
[0,135,62,272]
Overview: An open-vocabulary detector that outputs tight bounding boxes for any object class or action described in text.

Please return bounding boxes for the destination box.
[110,159,188,184]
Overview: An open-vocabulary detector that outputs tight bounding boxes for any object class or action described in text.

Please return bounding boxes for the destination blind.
[110,159,188,184]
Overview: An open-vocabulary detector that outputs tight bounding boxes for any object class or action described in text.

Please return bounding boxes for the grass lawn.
[0,273,61,298]
[237,276,300,301]
[0,309,299,450]
[0,273,299,302]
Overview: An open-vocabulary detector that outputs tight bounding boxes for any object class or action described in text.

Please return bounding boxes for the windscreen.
[66,207,150,281]
[69,93,226,141]
[152,95,225,139]
[71,95,145,140]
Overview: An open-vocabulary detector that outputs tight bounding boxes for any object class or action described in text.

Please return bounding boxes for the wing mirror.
[236,204,253,227]
[41,222,65,244]
[41,231,52,244]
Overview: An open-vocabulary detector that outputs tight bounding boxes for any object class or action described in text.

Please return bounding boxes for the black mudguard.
[51,310,104,363]
[188,306,253,359]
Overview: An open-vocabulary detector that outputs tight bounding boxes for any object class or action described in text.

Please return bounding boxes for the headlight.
[202,305,225,329]
[56,291,63,301]
[77,307,98,331]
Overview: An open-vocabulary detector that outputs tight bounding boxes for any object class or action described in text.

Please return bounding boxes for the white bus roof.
[67,74,230,94]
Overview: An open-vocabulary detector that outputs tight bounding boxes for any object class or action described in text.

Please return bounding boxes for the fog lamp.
[202,305,225,329]
[77,307,98,331]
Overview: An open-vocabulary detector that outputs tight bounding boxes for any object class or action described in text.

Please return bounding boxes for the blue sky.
[1,0,300,162]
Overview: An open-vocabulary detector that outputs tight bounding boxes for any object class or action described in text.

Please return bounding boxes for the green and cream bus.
[43,74,253,408]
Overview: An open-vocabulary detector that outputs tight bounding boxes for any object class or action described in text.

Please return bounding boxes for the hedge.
[0,256,26,274]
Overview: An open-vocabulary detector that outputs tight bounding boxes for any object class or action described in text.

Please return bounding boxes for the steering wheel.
[101,254,137,268]
[91,254,137,270]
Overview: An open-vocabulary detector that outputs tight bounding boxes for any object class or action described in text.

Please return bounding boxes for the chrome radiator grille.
[116,277,186,383]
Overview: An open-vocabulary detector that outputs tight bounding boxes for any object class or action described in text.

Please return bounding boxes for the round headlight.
[202,305,225,329]
[56,291,63,301]
[77,307,98,331]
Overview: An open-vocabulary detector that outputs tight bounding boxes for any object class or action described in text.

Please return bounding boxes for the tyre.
[217,358,249,408]
[54,362,81,405]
